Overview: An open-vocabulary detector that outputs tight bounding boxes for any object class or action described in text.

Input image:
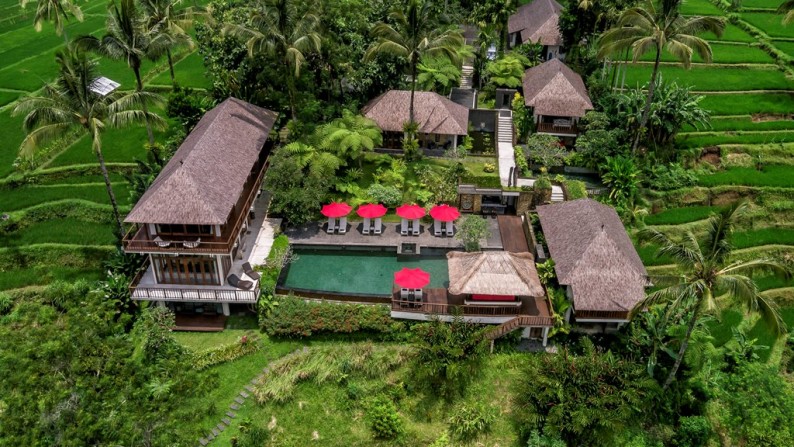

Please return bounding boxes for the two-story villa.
[123,98,277,323]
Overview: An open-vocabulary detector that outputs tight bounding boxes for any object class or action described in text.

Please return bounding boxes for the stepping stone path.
[198,347,306,446]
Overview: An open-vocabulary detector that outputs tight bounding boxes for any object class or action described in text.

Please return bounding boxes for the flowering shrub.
[260,297,403,337]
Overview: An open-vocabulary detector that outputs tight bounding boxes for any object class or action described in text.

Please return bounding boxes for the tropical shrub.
[447,401,497,441]
[260,297,401,337]
[482,162,496,173]
[366,183,402,207]
[646,163,698,191]
[524,134,567,169]
[193,334,261,370]
[674,416,712,447]
[485,54,530,88]
[512,93,533,141]
[563,179,587,200]
[365,395,404,439]
[515,145,530,176]
[455,215,491,252]
[600,155,641,207]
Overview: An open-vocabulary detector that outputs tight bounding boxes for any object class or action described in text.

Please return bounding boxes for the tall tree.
[469,0,517,54]
[223,0,322,120]
[140,0,196,85]
[634,202,791,390]
[364,0,464,125]
[76,0,169,145]
[315,110,383,166]
[20,0,83,41]
[597,0,724,153]
[13,47,165,235]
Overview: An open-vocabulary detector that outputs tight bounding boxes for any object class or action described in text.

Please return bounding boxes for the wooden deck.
[496,215,529,253]
[173,314,227,332]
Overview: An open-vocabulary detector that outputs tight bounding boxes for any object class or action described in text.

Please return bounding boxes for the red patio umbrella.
[394,267,431,289]
[396,204,426,219]
[356,203,388,219]
[320,202,352,218]
[429,204,460,222]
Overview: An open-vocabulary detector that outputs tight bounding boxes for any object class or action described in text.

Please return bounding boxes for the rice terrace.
[1,0,794,445]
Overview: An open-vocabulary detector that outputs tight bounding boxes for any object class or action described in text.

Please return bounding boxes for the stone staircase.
[551,188,564,202]
[496,110,513,144]
[460,65,474,89]
[496,110,515,187]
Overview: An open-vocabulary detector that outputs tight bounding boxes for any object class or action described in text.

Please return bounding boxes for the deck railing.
[122,160,267,255]
[575,309,629,321]
[391,298,524,317]
[536,122,579,135]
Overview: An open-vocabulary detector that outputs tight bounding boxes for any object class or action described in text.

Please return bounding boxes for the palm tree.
[597,0,724,153]
[223,0,321,120]
[364,0,464,126]
[416,55,461,95]
[779,0,794,24]
[76,0,170,145]
[21,0,83,41]
[315,110,383,167]
[634,202,791,390]
[13,47,166,235]
[140,0,196,85]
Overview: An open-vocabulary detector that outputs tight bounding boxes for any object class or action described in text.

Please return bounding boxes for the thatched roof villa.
[522,58,593,136]
[507,0,563,59]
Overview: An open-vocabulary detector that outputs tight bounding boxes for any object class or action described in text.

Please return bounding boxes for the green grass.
[150,52,211,89]
[742,0,788,8]
[0,183,131,211]
[741,12,794,38]
[754,274,794,291]
[645,205,723,225]
[706,309,744,348]
[0,109,26,178]
[706,307,794,363]
[683,116,794,132]
[636,242,675,266]
[0,266,103,291]
[699,92,794,115]
[702,23,757,42]
[773,40,794,58]
[0,218,116,247]
[698,165,794,187]
[681,0,724,15]
[637,42,775,64]
[623,65,794,91]
[676,130,794,148]
[732,227,794,248]
[173,329,255,352]
[0,90,20,106]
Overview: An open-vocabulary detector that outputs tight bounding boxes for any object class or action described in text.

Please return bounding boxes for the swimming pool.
[280,248,450,296]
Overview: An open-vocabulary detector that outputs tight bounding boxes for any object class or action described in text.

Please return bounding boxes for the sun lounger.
[434,222,442,236]
[446,223,454,237]
[338,216,347,234]
[242,262,261,280]
[182,238,201,248]
[153,236,171,248]
[227,274,253,290]
[373,219,382,235]
[327,217,336,234]
[412,219,420,236]
[362,218,370,235]
[400,218,408,236]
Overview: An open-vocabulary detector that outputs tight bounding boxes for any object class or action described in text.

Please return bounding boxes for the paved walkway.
[497,110,515,187]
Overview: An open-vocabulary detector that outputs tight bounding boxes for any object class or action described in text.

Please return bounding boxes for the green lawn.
[0,218,116,247]
[773,40,794,58]
[741,12,794,38]
[698,165,794,187]
[683,116,794,132]
[149,51,212,89]
[702,23,757,42]
[637,42,775,64]
[623,65,794,91]
[699,92,794,115]
[676,130,794,148]
[0,183,131,211]
[680,0,724,15]
[645,205,723,225]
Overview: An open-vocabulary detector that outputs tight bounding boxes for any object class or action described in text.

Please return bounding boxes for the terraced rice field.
[0,0,210,291]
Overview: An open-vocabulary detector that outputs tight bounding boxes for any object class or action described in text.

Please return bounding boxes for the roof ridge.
[460,253,489,290]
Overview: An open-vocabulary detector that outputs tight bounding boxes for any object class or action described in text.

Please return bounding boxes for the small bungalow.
[362,90,469,150]
[522,58,593,137]
[536,199,650,332]
[507,0,564,60]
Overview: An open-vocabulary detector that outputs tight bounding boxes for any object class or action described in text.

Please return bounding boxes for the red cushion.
[471,294,514,302]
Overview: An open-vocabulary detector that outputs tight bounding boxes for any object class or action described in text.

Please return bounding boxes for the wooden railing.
[536,122,580,135]
[575,310,629,321]
[486,315,555,340]
[122,161,267,255]
[391,298,523,317]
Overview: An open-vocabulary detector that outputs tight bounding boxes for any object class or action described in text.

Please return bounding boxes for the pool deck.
[285,216,504,251]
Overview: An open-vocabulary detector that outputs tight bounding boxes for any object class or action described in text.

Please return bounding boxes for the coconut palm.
[779,0,794,24]
[75,0,170,145]
[597,0,725,153]
[315,110,383,167]
[223,0,321,120]
[140,0,196,85]
[20,0,83,41]
[13,47,166,235]
[634,202,791,390]
[364,0,464,126]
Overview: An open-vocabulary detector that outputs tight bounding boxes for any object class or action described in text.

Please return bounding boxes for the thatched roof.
[125,98,277,225]
[507,0,563,46]
[361,90,469,136]
[522,59,593,117]
[447,251,545,297]
[536,199,648,312]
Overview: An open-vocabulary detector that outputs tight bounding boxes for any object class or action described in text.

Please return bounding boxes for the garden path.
[497,110,516,187]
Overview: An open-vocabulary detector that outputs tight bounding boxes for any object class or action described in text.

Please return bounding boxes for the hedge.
[562,180,587,200]
[193,333,262,370]
[261,297,404,337]
[460,174,502,188]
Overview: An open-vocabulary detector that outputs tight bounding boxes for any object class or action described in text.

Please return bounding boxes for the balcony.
[574,309,630,322]
[123,160,267,255]
[129,259,261,303]
[536,121,580,136]
[390,288,553,326]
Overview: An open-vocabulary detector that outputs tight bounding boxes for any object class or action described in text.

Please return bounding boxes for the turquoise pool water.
[281,249,450,296]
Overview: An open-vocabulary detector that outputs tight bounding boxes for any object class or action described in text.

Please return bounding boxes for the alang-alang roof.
[447,251,544,297]
[523,58,593,118]
[125,97,277,225]
[362,90,469,136]
[536,199,648,312]
[507,0,563,46]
